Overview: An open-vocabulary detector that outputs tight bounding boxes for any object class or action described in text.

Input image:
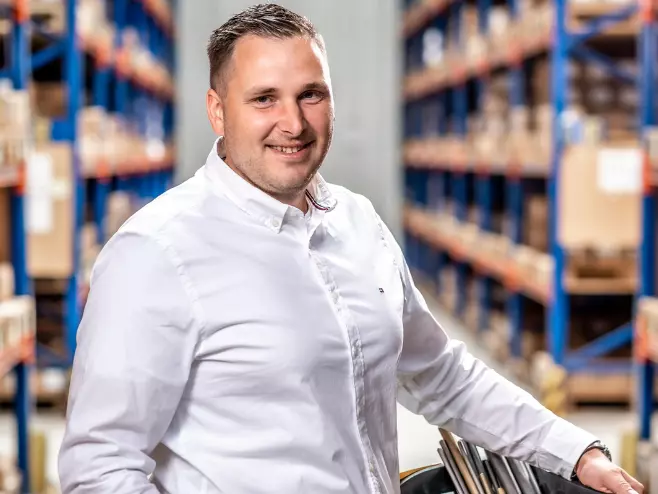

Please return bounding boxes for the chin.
[267,170,315,196]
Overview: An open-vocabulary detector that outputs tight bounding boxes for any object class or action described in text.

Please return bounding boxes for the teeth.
[272,146,302,154]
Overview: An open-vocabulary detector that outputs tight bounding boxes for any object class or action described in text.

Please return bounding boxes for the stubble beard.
[221,124,333,205]
[251,154,321,202]
[223,148,320,204]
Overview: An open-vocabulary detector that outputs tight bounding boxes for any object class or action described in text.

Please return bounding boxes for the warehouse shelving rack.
[0,0,176,491]
[402,0,643,403]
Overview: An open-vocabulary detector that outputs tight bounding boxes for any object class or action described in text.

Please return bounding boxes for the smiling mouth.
[267,141,313,154]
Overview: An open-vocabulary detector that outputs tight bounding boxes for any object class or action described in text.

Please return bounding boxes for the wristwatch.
[571,441,612,481]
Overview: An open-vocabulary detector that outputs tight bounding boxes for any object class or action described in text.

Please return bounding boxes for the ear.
[206,88,225,136]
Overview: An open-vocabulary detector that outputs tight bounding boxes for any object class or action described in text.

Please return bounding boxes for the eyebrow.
[245,82,329,99]
[246,86,277,96]
[301,82,330,93]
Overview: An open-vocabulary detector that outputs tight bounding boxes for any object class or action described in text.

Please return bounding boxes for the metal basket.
[400,464,603,494]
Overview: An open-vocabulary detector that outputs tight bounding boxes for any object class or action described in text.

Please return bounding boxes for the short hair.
[207,3,325,93]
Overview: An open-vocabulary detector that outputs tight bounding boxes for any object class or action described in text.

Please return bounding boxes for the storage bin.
[400,464,603,493]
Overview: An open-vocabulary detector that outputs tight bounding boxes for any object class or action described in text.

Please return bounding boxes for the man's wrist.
[571,441,612,481]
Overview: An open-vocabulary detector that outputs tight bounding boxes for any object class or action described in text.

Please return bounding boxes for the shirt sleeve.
[58,231,203,493]
[375,213,598,479]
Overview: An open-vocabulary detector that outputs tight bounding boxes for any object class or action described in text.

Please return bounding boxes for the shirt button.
[270,218,281,229]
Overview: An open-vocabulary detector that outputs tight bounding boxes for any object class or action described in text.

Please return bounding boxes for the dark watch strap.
[571,441,612,481]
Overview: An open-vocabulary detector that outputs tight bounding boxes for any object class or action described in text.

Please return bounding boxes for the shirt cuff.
[537,416,600,479]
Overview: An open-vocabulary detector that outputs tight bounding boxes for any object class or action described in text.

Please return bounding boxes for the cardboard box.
[0,295,35,350]
[0,82,30,138]
[80,223,98,253]
[27,142,75,278]
[0,190,8,264]
[0,263,13,302]
[523,196,548,251]
[30,82,66,118]
[106,191,134,239]
[559,142,641,251]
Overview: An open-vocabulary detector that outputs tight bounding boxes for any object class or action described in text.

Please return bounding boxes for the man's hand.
[576,448,644,493]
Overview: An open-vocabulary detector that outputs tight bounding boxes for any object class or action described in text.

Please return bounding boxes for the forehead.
[227,34,329,90]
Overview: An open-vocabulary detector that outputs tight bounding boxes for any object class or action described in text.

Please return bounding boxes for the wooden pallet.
[530,351,648,417]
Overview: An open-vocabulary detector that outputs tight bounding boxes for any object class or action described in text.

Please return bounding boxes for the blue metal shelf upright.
[0,1,176,489]
[0,0,35,491]
[21,0,177,369]
[402,0,642,398]
[636,0,657,446]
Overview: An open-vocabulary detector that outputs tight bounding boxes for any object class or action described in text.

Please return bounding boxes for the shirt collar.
[203,138,337,233]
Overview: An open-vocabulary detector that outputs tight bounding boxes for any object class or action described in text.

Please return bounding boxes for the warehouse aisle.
[396,290,637,472]
[0,294,639,489]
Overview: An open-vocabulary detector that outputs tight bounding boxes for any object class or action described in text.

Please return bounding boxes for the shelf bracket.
[571,44,636,85]
[568,4,638,48]
[564,322,632,371]
[31,40,65,71]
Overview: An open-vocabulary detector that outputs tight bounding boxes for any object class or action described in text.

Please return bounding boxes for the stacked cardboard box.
[523,196,548,251]
[80,223,100,285]
[0,80,30,172]
[0,264,14,303]
[122,27,173,96]
[532,57,638,141]
[0,191,7,270]
[79,107,108,176]
[439,265,457,312]
[106,191,136,240]
[77,0,115,49]
[473,75,509,165]
[0,296,34,353]
[26,142,74,279]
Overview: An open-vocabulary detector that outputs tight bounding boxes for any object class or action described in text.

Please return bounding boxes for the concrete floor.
[0,295,640,490]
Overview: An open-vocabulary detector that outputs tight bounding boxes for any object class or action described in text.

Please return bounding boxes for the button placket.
[308,251,382,494]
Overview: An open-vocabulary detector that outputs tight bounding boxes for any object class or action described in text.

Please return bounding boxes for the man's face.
[207,35,334,204]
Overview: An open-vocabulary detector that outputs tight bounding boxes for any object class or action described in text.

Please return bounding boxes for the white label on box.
[51,178,71,199]
[596,148,642,194]
[26,152,54,234]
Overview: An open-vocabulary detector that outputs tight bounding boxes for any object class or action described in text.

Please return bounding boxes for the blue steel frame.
[52,0,176,362]
[1,1,176,489]
[402,0,640,381]
[637,0,657,443]
[8,1,31,491]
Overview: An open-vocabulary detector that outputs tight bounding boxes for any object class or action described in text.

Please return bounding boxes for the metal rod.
[10,2,32,491]
[547,0,569,366]
[565,323,633,364]
[63,0,83,362]
[571,44,636,85]
[30,40,66,71]
[569,4,638,47]
[637,7,657,441]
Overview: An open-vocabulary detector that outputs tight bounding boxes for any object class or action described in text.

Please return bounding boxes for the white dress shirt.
[59,139,598,493]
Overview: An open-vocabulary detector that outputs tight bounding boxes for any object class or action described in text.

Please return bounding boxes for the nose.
[278,100,306,137]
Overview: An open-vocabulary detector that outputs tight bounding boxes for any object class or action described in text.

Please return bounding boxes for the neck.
[283,191,309,214]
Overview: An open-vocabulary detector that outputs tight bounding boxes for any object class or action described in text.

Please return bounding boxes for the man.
[58,4,642,494]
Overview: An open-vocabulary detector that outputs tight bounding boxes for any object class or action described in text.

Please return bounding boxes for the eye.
[300,90,324,103]
[253,95,274,106]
